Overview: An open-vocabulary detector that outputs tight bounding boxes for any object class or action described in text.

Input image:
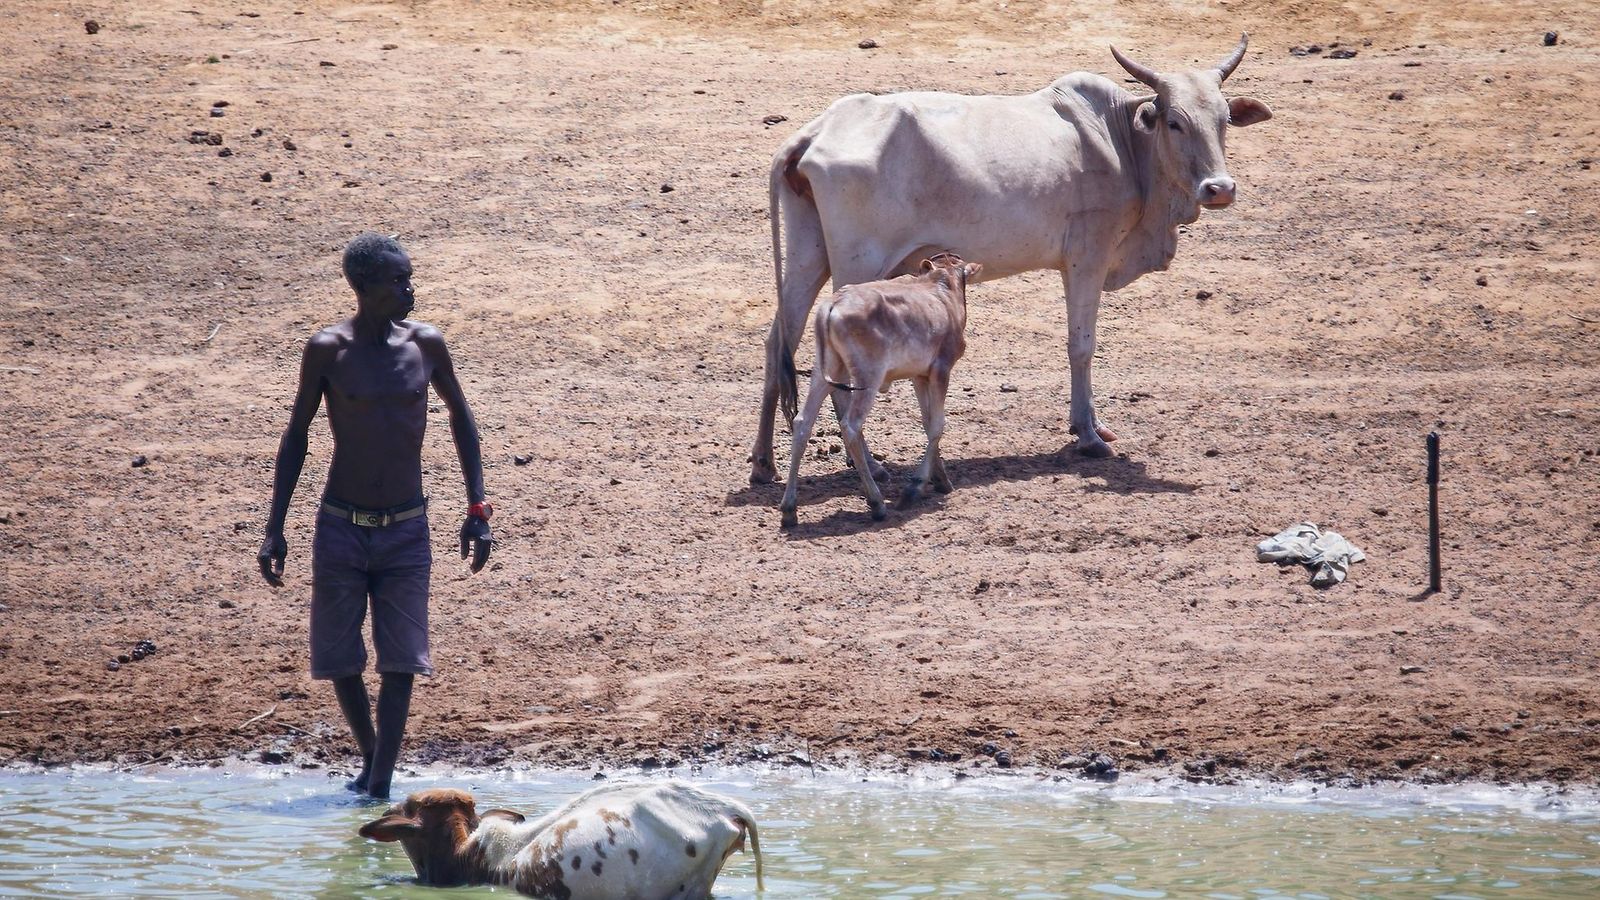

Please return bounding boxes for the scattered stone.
[592,770,606,780]
[858,38,878,49]
[514,454,532,465]
[1204,448,1220,457]
[761,114,788,126]
[259,748,289,764]
[1183,758,1218,779]
[1388,90,1406,101]
[1543,31,1558,46]
[210,108,226,118]
[260,172,272,182]
[341,179,360,187]
[1516,709,1531,719]
[974,578,990,595]
[212,100,230,108]
[282,139,297,151]
[219,599,235,609]
[1449,726,1471,741]
[117,654,132,664]
[660,183,674,193]
[999,383,1019,393]
[85,20,100,35]
[1086,752,1119,781]
[1290,44,1324,56]
[609,476,622,485]
[993,750,1013,768]
[1058,754,1090,770]
[189,130,224,145]
[106,659,120,671]
[381,43,399,50]
[1475,275,1488,287]
[131,455,148,467]
[1195,289,1213,300]
[319,60,336,67]
[1328,48,1358,59]
[218,147,233,157]
[1400,665,1425,675]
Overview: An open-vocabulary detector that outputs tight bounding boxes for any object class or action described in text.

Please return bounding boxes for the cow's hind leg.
[838,379,887,521]
[752,207,830,485]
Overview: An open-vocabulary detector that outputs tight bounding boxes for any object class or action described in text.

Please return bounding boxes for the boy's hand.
[460,516,491,573]
[258,531,288,587]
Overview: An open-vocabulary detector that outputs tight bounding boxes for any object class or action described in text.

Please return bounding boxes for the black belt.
[321,497,426,528]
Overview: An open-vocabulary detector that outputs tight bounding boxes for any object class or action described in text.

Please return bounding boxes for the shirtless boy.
[257,232,492,799]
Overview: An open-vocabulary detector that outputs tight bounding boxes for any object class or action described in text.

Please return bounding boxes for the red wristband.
[468,501,493,521]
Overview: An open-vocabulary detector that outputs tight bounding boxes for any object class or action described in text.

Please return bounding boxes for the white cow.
[360,781,764,899]
[749,36,1272,484]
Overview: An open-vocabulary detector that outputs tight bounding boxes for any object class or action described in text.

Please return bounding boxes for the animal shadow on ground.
[727,447,1198,538]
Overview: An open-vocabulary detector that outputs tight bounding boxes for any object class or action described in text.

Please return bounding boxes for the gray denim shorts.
[309,507,434,679]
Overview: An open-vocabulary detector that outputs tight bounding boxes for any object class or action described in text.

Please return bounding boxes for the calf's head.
[360,788,504,886]
[1110,34,1272,211]
[922,253,983,301]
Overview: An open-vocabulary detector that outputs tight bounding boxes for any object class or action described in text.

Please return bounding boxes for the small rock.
[858,38,878,49]
[381,43,399,50]
[210,108,226,118]
[319,60,336,67]
[260,172,272,182]
[659,184,675,194]
[993,750,1013,768]
[1058,754,1090,770]
[1475,275,1488,287]
[135,640,157,656]
[282,139,297,151]
[131,455,148,467]
[609,476,622,485]
[1543,32,1558,46]
[1400,665,1424,675]
[513,454,531,466]
[1388,90,1406,101]
[592,770,606,780]
[117,654,131,664]
[219,599,236,609]
[106,659,120,671]
[1449,726,1471,741]
[1204,448,1220,457]
[761,114,788,126]
[218,148,233,157]
[974,578,990,595]
[1195,289,1213,300]
[1328,48,1358,59]
[1516,709,1531,719]
[212,100,230,108]
[259,748,289,764]
[85,20,100,35]
[980,741,1001,756]
[999,383,1019,393]
[1371,506,1389,517]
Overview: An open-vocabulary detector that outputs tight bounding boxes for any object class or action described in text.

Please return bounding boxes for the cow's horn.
[1110,44,1161,90]
[1215,33,1249,82]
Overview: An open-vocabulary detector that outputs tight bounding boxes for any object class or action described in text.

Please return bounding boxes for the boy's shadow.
[727,447,1198,538]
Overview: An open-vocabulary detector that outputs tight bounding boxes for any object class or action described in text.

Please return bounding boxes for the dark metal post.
[1427,431,1441,593]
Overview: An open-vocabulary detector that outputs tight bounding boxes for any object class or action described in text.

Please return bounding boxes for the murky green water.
[1,767,1598,898]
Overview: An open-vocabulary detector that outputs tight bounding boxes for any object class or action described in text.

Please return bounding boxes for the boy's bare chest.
[325,342,430,407]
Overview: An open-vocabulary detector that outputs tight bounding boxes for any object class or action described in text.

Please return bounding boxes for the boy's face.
[357,249,416,321]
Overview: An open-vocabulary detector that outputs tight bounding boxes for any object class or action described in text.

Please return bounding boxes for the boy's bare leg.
[365,673,414,800]
[333,675,376,793]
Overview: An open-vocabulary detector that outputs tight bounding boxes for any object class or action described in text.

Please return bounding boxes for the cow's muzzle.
[1199,176,1236,209]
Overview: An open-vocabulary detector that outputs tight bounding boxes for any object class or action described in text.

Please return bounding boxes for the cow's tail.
[770,135,812,427]
[730,807,766,892]
[815,302,860,393]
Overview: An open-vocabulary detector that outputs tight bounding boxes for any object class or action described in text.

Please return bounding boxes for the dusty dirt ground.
[1,0,1597,786]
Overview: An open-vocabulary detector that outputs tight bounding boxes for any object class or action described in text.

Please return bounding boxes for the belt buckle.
[353,511,387,527]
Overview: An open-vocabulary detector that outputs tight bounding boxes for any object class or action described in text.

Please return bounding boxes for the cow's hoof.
[871,461,891,482]
[1073,438,1115,459]
[933,478,953,495]
[869,502,888,521]
[1069,423,1120,443]
[899,482,924,508]
[780,506,798,529]
[750,460,777,485]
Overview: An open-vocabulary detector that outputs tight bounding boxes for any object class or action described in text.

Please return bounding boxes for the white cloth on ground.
[1257,522,1366,588]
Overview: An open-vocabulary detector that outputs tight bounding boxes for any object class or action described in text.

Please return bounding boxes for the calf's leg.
[901,377,940,507]
[780,365,833,528]
[838,382,887,521]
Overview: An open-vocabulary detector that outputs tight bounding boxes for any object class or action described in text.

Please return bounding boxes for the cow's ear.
[481,808,526,825]
[920,259,935,272]
[360,814,422,842]
[1228,97,1272,127]
[1133,101,1159,133]
[963,263,983,281]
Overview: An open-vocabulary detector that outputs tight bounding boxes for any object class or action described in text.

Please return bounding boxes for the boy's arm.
[421,327,492,573]
[259,333,335,586]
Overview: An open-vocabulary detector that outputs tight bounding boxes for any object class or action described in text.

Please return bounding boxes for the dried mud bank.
[2,1,1598,786]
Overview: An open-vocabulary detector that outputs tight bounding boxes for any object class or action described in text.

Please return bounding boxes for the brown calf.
[780,255,982,526]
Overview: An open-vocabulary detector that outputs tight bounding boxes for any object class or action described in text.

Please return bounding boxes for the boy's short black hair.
[342,232,405,291]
